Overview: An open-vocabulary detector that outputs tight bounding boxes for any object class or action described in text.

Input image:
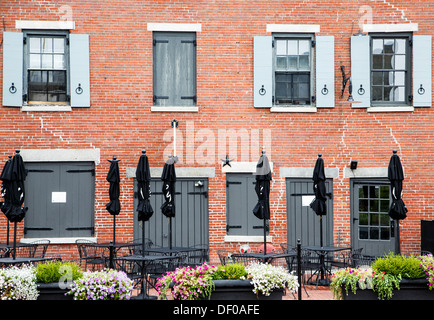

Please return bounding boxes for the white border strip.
[267,24,320,33]
[363,23,418,33]
[20,149,100,163]
[147,23,202,32]
[16,20,75,30]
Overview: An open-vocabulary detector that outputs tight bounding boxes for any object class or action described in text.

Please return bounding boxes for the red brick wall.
[0,0,432,263]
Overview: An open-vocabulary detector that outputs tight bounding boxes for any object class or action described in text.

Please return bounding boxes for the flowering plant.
[242,263,298,296]
[419,254,434,290]
[156,263,217,300]
[330,266,401,300]
[0,265,38,300]
[67,268,133,300]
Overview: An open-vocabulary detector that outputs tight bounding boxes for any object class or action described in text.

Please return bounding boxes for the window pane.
[288,56,297,70]
[298,40,310,55]
[384,86,393,101]
[29,54,41,68]
[393,87,405,101]
[384,39,394,53]
[380,213,390,225]
[380,186,389,198]
[380,200,389,213]
[276,40,287,55]
[297,83,310,100]
[299,55,309,70]
[370,213,379,225]
[372,39,383,54]
[373,55,383,69]
[41,38,53,53]
[359,199,368,212]
[29,38,40,53]
[394,55,406,69]
[53,55,65,69]
[370,227,379,240]
[359,227,369,239]
[384,72,393,86]
[395,39,406,54]
[373,72,383,85]
[41,55,52,68]
[287,40,297,55]
[53,38,65,53]
[380,228,390,240]
[359,213,369,225]
[276,56,287,70]
[372,87,382,101]
[383,55,393,69]
[394,71,405,86]
[370,200,379,212]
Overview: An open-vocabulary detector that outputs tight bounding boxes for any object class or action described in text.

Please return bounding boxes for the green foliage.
[211,263,248,280]
[372,253,425,279]
[36,261,82,283]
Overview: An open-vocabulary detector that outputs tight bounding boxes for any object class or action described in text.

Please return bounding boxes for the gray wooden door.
[133,178,208,247]
[24,162,95,238]
[286,178,334,248]
[351,180,396,256]
[226,174,266,236]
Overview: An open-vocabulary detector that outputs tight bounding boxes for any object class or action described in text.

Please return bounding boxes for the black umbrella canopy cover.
[106,159,121,216]
[136,152,153,222]
[0,157,12,216]
[252,154,272,220]
[0,152,28,222]
[388,152,407,220]
[310,156,327,216]
[161,156,176,218]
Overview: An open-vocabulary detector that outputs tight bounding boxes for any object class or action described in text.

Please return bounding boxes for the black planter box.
[342,278,434,300]
[37,282,73,300]
[209,280,284,300]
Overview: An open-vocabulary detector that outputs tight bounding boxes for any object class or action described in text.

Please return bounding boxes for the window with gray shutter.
[2,32,24,107]
[153,32,197,107]
[273,35,315,106]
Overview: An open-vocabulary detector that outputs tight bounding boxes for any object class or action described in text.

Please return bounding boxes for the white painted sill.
[21,105,72,112]
[367,106,414,112]
[270,106,317,113]
[151,106,198,112]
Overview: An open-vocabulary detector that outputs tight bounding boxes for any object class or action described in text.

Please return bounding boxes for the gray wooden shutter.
[2,32,23,107]
[253,36,272,108]
[315,36,335,108]
[153,32,196,107]
[351,35,371,108]
[412,35,432,107]
[69,34,90,107]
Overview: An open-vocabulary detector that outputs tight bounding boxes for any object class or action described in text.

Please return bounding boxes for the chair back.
[31,240,50,258]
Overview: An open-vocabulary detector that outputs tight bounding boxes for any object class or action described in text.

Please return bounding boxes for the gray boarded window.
[226,173,266,236]
[24,162,95,238]
[153,32,197,107]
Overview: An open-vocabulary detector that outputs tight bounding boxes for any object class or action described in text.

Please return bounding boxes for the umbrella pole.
[7,221,9,246]
[169,217,173,250]
[263,218,267,256]
[396,221,401,254]
[142,221,145,257]
[320,215,323,248]
[13,221,17,260]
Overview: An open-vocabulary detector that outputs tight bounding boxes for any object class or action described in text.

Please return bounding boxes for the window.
[153,32,197,107]
[274,36,313,105]
[24,31,69,105]
[371,34,411,105]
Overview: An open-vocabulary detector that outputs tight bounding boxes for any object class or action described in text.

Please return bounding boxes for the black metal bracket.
[226,225,242,232]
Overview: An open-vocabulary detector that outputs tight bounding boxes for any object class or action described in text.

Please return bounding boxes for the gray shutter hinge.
[23,36,27,44]
[23,93,28,102]
[409,39,413,47]
[66,38,69,45]
[312,96,316,103]
[408,95,413,102]
[311,40,316,47]
[272,40,274,48]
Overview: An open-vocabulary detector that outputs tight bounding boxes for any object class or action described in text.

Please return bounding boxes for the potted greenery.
[0,265,38,300]
[155,262,298,300]
[36,261,83,300]
[67,268,134,300]
[330,253,434,300]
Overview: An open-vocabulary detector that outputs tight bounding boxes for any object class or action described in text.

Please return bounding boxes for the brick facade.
[0,0,433,263]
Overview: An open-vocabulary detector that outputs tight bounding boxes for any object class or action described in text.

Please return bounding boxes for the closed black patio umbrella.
[253,150,272,255]
[136,150,153,255]
[310,154,327,247]
[106,156,121,245]
[1,150,28,259]
[0,155,12,245]
[388,150,407,254]
[161,155,177,249]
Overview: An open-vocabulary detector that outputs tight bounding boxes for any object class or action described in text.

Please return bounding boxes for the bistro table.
[121,254,180,300]
[92,242,141,269]
[0,242,35,258]
[144,246,205,266]
[303,245,351,286]
[231,251,297,269]
[0,256,53,267]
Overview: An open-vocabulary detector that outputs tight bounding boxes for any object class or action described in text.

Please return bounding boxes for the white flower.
[245,263,299,296]
[0,265,38,300]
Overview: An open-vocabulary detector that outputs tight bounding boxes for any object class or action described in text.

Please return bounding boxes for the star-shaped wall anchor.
[221,154,233,167]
